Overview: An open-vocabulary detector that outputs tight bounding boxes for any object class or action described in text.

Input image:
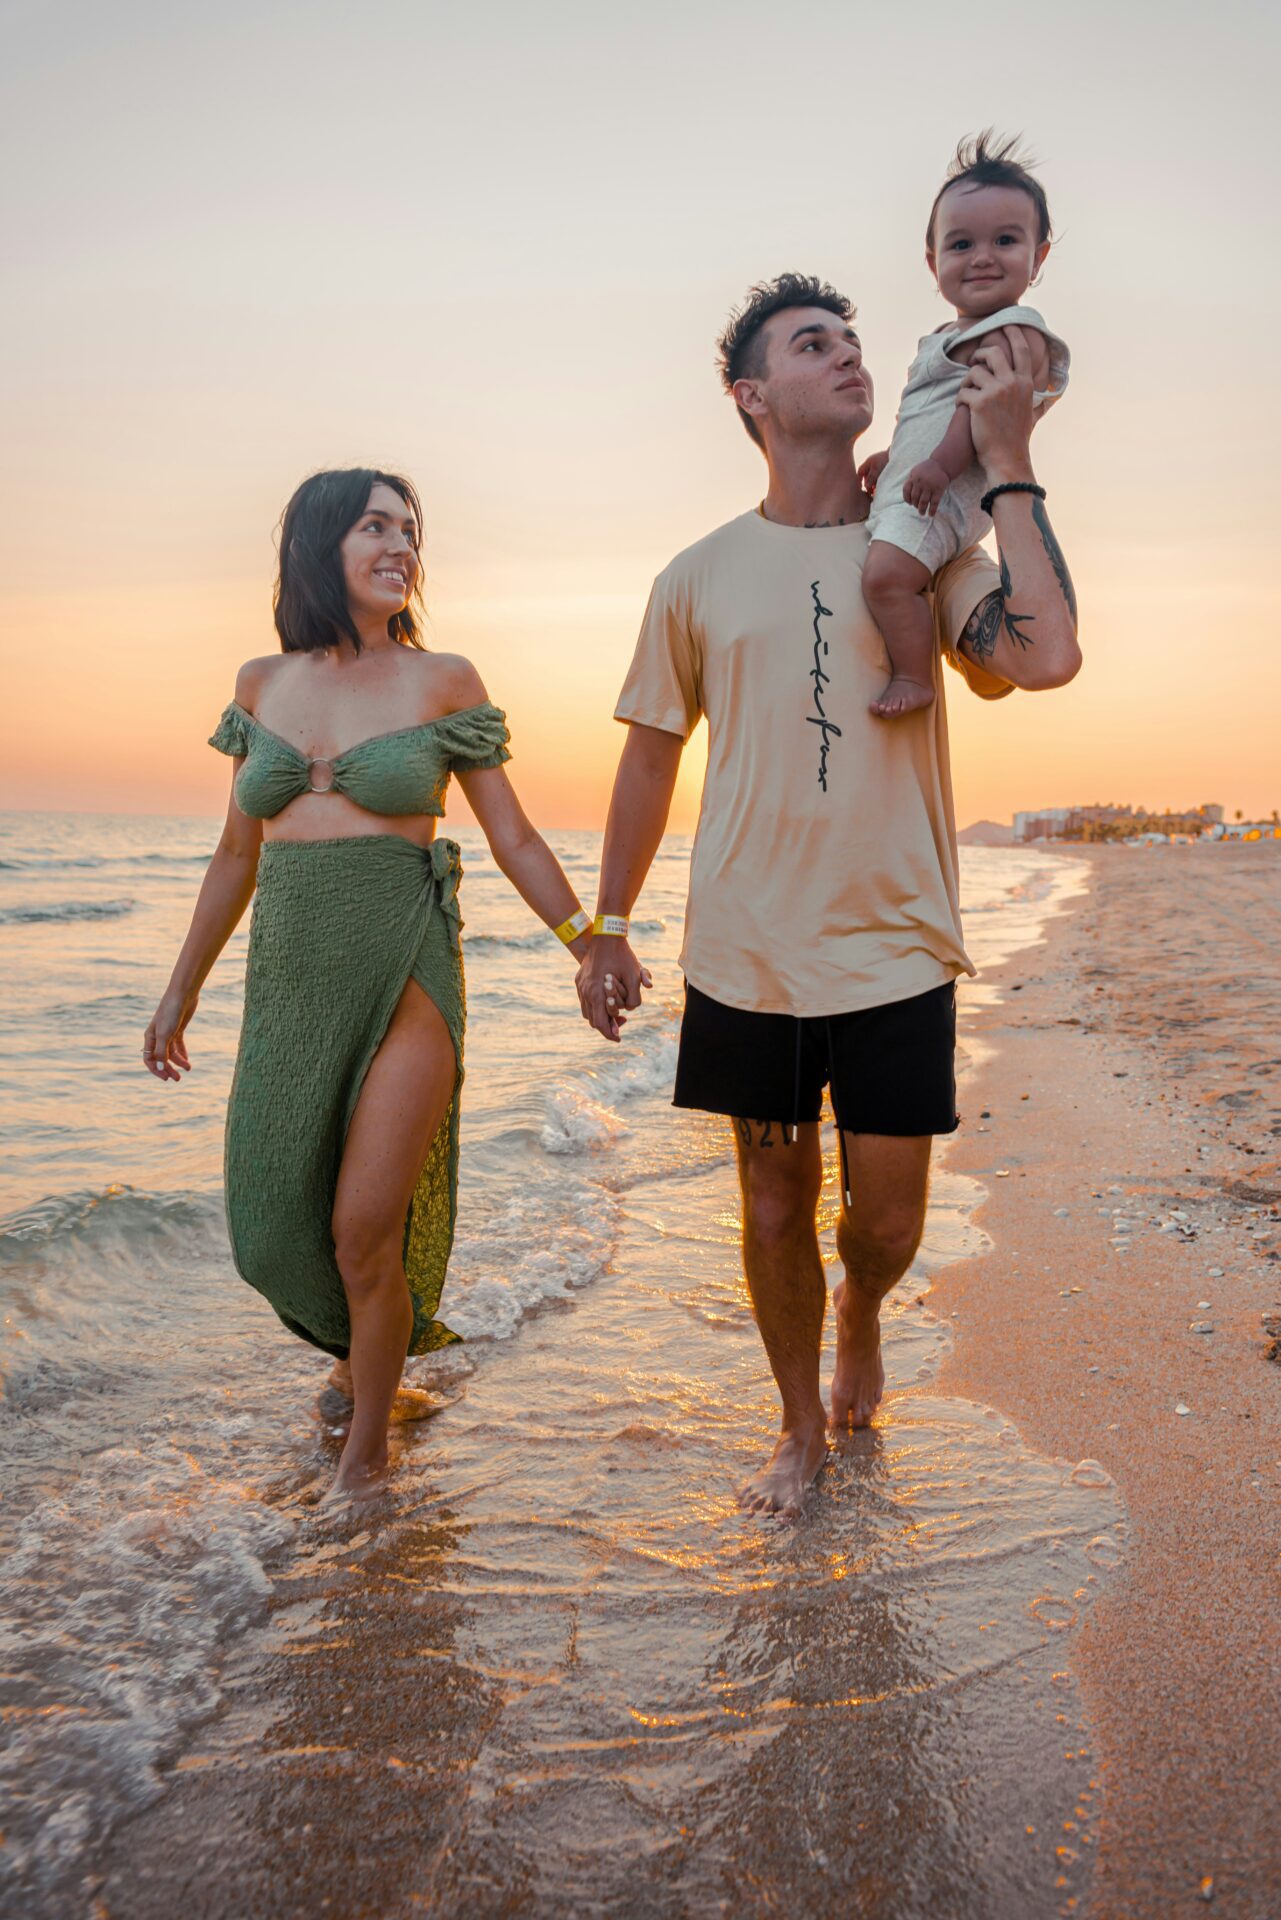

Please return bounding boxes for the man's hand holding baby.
[958,326,1039,484]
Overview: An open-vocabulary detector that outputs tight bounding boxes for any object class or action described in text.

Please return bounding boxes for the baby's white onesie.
[867,303,1070,574]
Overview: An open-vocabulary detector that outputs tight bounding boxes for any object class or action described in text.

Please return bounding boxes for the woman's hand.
[958,325,1038,483]
[143,987,198,1081]
[575,936,652,1043]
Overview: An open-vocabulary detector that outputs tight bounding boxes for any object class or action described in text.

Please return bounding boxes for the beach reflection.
[0,820,1116,1915]
[104,1141,1122,1918]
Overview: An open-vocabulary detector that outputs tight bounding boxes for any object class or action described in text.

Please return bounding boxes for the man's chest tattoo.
[806,580,841,791]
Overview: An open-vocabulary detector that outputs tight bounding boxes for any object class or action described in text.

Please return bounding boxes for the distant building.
[1014,802,1231,843]
[1013,807,1071,842]
[1208,820,1281,841]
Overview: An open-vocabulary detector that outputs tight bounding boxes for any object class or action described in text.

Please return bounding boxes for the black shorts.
[673,979,959,1136]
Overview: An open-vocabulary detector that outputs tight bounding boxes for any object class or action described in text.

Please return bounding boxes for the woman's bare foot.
[388,1387,439,1422]
[829,1278,886,1429]
[315,1358,356,1434]
[737,1421,828,1519]
[315,1378,436,1440]
[869,675,935,720]
[323,1440,392,1506]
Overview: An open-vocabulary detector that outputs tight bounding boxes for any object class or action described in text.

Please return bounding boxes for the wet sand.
[53,844,1281,1919]
[85,1159,1123,1919]
[75,907,1141,1916]
[940,843,1281,1918]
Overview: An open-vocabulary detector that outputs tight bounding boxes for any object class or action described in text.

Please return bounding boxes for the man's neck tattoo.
[805,581,841,791]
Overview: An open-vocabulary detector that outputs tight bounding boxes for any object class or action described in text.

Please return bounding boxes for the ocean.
[0,812,1123,1915]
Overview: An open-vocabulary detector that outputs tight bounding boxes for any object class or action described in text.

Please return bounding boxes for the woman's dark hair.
[926,130,1052,253]
[716,272,855,448]
[273,468,426,654]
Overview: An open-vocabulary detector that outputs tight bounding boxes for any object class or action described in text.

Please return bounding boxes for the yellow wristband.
[592,914,629,938]
[553,909,591,946]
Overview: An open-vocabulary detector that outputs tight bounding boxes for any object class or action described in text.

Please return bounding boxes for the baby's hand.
[857,449,890,498]
[903,458,951,517]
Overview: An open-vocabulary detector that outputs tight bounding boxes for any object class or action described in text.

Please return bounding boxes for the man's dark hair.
[273,467,426,654]
[716,272,855,448]
[926,130,1052,253]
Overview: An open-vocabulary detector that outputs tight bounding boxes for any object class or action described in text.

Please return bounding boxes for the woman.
[143,468,612,1502]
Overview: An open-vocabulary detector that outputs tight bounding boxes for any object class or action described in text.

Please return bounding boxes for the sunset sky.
[2,0,1277,831]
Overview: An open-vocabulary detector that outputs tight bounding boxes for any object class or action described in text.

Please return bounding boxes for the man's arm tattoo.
[959,572,1036,660]
[960,589,1003,662]
[997,551,1037,650]
[959,502,1073,666]
[1031,496,1078,627]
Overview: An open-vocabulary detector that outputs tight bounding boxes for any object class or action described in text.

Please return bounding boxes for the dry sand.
[941,842,1281,1918]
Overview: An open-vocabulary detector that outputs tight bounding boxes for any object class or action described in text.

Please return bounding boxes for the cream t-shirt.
[614,508,1009,1017]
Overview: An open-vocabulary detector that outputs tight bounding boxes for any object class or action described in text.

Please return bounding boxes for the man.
[576,272,1080,1517]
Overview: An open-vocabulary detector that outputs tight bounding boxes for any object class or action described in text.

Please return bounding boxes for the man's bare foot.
[737,1422,828,1519]
[829,1278,886,1428]
[869,675,935,719]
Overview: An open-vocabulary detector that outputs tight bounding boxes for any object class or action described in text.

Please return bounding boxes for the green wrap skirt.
[224,833,466,1359]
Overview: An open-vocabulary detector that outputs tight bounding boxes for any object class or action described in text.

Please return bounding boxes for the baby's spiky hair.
[926,130,1052,252]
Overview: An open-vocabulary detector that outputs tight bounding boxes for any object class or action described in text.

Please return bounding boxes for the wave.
[0,856,106,871]
[0,852,209,873]
[0,1438,295,1906]
[445,1179,619,1343]
[466,930,551,952]
[0,1185,223,1268]
[540,1020,679,1155]
[0,899,135,925]
[45,991,155,1025]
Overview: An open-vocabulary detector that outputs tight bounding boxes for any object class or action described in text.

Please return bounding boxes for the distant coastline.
[962,802,1281,848]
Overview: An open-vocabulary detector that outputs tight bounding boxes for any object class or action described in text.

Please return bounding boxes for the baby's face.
[928,182,1050,319]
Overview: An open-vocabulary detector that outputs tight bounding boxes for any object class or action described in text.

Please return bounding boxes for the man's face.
[735,308,874,446]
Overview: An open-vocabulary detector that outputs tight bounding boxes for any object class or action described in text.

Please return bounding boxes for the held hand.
[857,449,890,499]
[575,936,653,1043]
[903,458,951,517]
[143,987,198,1081]
[957,325,1037,481]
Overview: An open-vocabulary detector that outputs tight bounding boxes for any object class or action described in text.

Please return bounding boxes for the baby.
[861,133,1070,718]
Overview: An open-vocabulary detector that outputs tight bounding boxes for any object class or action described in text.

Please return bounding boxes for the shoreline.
[54,849,1127,1920]
[7,839,1275,1916]
[939,844,1281,1917]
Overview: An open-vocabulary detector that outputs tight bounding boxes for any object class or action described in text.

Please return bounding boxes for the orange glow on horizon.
[2,7,1277,831]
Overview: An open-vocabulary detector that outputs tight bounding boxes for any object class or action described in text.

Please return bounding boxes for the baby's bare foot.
[870,675,935,720]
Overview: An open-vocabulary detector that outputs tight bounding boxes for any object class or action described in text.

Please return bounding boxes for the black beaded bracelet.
[980,480,1046,517]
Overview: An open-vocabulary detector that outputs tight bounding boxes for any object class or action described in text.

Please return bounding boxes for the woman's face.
[339,482,420,624]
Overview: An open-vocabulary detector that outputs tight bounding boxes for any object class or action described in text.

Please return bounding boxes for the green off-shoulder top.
[209,699,511,819]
